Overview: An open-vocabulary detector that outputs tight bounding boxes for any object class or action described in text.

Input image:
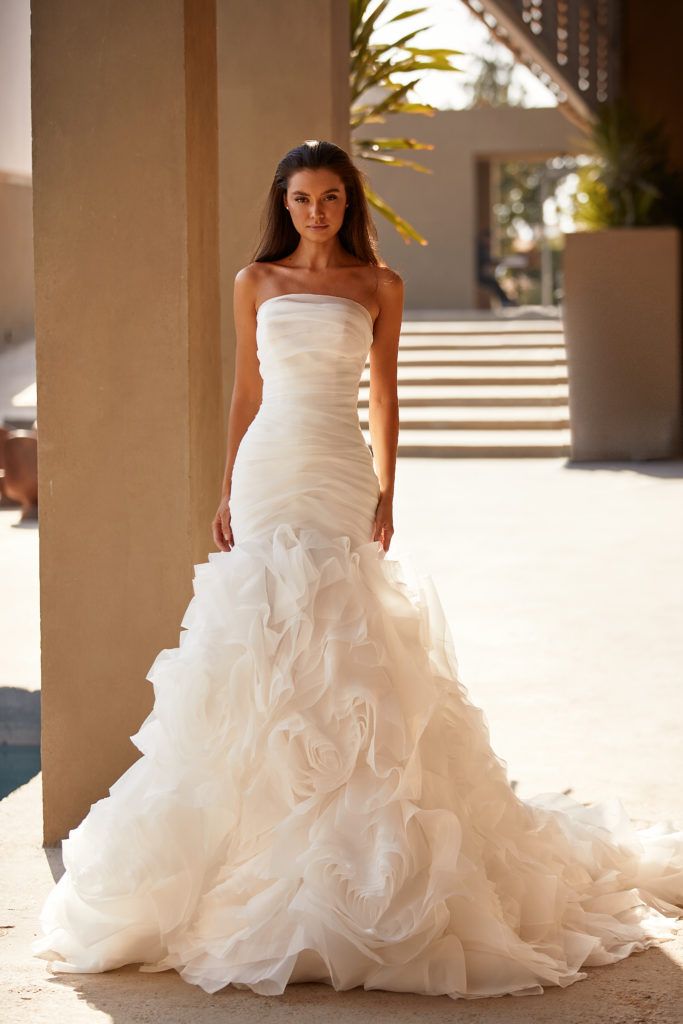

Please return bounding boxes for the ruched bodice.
[229,294,381,547]
[256,292,374,411]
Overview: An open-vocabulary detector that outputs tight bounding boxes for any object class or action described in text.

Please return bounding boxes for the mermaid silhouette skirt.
[32,294,683,998]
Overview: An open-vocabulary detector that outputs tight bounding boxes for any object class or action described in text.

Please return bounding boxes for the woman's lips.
[309,224,329,229]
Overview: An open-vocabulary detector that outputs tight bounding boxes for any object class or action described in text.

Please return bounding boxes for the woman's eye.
[292,196,337,203]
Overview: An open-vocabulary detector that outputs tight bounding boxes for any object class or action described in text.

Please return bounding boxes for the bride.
[32,139,683,1000]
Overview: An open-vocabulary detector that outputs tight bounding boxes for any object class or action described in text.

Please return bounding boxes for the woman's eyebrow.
[291,187,341,196]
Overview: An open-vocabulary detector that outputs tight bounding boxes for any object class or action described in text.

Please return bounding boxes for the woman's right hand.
[212,493,234,552]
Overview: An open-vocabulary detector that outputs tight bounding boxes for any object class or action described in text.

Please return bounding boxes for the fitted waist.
[261,382,361,407]
[243,404,371,456]
[257,391,363,427]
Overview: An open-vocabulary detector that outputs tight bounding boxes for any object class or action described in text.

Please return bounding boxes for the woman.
[32,140,683,1000]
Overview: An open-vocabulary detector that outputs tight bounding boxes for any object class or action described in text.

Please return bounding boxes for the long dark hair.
[251,139,383,266]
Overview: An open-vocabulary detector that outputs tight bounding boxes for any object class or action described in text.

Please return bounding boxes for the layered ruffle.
[32,523,683,998]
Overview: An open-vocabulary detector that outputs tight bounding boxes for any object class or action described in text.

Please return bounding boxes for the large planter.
[562,227,682,460]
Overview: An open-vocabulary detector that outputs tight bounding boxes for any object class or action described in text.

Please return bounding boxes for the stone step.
[358,318,571,456]
[401,319,563,336]
[396,338,567,351]
[359,406,570,430]
[358,383,569,406]
[361,365,569,385]
[391,348,567,367]
[360,427,572,458]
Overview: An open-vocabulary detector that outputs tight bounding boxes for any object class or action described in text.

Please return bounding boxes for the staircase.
[359,317,571,457]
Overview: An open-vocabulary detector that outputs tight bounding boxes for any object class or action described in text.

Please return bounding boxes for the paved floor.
[2,455,683,1022]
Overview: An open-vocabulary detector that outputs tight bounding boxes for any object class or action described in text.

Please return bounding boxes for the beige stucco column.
[32,0,222,845]
[33,0,350,845]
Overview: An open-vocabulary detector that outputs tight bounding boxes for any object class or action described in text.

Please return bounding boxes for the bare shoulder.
[376,264,404,318]
[234,261,266,292]
[377,264,403,287]
[233,262,269,316]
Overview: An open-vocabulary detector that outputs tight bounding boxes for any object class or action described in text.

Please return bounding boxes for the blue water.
[0,744,41,800]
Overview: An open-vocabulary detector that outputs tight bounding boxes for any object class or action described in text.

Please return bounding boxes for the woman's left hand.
[373,491,394,552]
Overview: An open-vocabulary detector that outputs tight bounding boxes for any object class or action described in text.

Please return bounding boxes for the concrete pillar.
[33,0,351,844]
[32,0,222,844]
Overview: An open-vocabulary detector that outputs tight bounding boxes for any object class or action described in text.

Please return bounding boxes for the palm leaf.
[350,0,464,244]
[364,182,429,245]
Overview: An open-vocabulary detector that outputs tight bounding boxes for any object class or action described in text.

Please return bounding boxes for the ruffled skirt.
[32,523,683,998]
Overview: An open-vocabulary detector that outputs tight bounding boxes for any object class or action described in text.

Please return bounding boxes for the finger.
[214,517,230,551]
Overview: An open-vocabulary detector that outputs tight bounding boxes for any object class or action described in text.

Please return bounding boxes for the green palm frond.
[364,181,429,245]
[350,0,464,245]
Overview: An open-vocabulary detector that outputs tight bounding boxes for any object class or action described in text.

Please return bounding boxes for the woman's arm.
[213,265,263,550]
[367,268,404,550]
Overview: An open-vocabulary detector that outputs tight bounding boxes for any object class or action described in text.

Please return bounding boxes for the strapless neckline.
[256,292,375,330]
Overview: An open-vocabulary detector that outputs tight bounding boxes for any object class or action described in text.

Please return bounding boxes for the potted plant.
[561,97,683,460]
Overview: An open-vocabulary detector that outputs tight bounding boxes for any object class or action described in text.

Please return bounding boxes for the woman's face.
[284,169,348,241]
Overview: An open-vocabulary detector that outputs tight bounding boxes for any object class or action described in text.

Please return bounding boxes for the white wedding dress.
[32,293,683,999]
